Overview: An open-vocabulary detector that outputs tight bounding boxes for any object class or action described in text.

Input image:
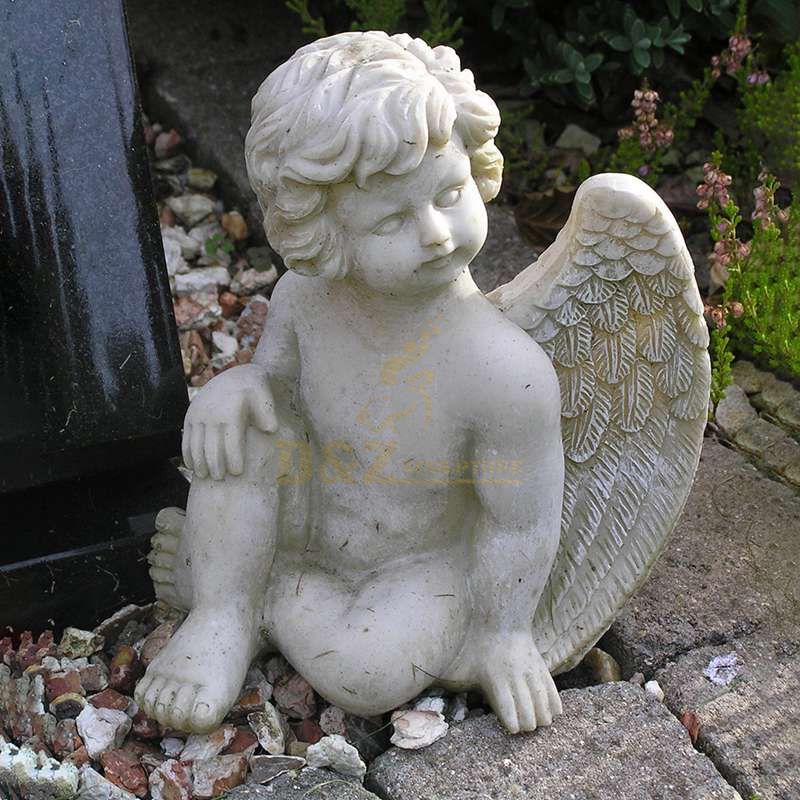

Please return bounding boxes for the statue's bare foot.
[147,508,189,610]
[443,630,562,733]
[486,639,562,733]
[134,606,254,733]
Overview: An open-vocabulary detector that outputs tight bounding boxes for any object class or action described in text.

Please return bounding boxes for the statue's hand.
[446,630,562,733]
[182,363,277,480]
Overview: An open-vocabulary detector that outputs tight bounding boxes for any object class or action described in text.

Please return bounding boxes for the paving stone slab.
[604,439,800,675]
[366,683,740,800]
[657,630,800,800]
[224,767,379,799]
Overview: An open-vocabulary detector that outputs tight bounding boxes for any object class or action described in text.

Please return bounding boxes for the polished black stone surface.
[1,461,188,634]
[0,0,187,491]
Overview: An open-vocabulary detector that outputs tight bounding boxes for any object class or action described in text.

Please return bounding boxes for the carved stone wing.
[486,173,711,674]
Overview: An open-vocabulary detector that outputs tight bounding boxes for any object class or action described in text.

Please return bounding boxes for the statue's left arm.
[443,341,564,731]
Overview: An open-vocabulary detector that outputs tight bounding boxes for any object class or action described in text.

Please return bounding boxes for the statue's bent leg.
[135,422,307,733]
[265,554,470,717]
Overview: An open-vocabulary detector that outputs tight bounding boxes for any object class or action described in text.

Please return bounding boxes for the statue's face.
[330,133,488,296]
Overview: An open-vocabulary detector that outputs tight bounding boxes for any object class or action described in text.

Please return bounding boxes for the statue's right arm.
[182,272,301,480]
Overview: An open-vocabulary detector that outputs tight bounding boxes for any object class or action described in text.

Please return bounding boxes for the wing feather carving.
[486,173,710,674]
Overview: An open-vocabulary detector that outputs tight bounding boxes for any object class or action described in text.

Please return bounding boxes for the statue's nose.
[418,205,452,248]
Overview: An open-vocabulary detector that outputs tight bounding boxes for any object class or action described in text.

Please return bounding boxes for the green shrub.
[489,0,734,110]
[284,0,462,47]
[726,178,800,376]
[738,40,800,178]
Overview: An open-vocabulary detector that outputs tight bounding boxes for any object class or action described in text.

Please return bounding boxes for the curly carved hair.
[245,31,503,279]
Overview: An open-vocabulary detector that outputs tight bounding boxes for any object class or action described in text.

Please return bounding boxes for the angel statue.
[135,31,711,735]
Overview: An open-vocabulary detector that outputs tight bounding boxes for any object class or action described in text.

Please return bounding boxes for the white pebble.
[305,734,366,780]
[644,680,664,702]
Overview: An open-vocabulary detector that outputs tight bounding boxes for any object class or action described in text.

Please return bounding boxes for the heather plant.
[695,153,747,406]
[738,39,800,178]
[724,172,800,377]
[696,151,800,400]
[609,84,674,185]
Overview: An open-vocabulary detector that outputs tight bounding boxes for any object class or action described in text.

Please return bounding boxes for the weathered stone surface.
[714,384,757,437]
[657,631,800,800]
[227,767,379,798]
[776,395,800,429]
[760,436,800,473]
[733,418,784,456]
[783,460,800,487]
[758,378,796,412]
[368,684,739,800]
[731,360,768,395]
[605,440,800,675]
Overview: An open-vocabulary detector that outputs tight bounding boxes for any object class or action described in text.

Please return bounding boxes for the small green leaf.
[686,0,703,10]
[560,42,582,69]
[583,52,604,71]
[552,68,575,84]
[575,80,595,106]
[666,0,681,17]
[632,47,651,69]
[608,34,632,51]
[491,3,505,30]
[630,17,646,41]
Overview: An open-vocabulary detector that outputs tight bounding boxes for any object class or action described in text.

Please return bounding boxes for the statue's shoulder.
[270,269,324,315]
[456,298,559,420]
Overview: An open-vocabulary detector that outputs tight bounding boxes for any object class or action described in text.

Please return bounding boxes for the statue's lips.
[421,248,457,269]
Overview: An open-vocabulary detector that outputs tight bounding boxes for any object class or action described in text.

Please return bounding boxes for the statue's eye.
[372,214,405,236]
[436,186,464,208]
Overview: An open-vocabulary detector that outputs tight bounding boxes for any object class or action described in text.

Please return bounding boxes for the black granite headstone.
[0,0,189,630]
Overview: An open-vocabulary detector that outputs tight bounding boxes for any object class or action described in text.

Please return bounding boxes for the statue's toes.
[167,683,198,731]
[512,677,536,731]
[530,680,552,728]
[191,689,225,734]
[142,675,169,720]
[153,682,180,722]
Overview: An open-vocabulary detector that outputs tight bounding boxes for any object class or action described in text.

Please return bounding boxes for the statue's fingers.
[223,422,245,476]
[181,423,193,470]
[204,424,225,481]
[191,423,208,479]
[512,677,536,731]
[249,392,278,433]
[525,673,552,728]
[486,679,519,734]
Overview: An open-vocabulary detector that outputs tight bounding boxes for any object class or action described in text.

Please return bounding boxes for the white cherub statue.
[135,31,710,735]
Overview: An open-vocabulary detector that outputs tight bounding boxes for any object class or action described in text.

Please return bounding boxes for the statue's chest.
[296,321,463,470]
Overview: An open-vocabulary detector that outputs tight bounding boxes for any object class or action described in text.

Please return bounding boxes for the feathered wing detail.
[486,173,710,674]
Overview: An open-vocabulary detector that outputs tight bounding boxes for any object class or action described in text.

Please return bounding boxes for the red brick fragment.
[109,644,142,692]
[100,748,149,798]
[46,670,84,703]
[89,688,135,714]
[132,710,161,739]
[222,726,258,756]
[292,718,324,744]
